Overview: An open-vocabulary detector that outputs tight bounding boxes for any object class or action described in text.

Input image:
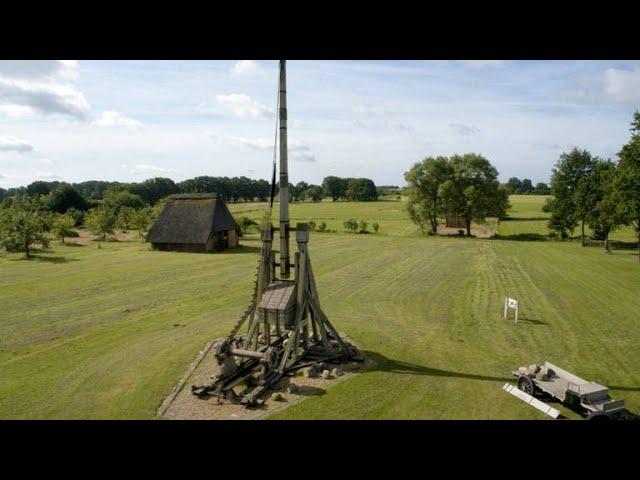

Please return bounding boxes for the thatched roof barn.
[148,193,240,253]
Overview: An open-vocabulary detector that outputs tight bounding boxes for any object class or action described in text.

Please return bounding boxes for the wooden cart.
[513,361,625,419]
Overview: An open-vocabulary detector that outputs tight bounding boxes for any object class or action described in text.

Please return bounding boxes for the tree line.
[404,153,510,236]
[505,177,550,195]
[545,111,640,259]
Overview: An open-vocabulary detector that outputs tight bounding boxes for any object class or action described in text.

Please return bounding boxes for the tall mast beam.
[279,60,290,278]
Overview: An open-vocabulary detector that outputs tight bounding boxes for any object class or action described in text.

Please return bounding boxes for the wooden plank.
[503,383,561,419]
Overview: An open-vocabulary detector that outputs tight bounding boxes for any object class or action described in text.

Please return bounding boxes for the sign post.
[504,296,519,323]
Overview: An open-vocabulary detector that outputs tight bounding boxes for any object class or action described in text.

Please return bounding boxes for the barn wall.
[151,242,206,253]
[227,229,239,248]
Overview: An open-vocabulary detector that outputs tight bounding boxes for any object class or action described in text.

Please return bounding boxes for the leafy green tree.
[404,156,451,235]
[322,176,347,202]
[102,188,144,214]
[345,178,378,201]
[0,188,6,202]
[0,196,52,257]
[534,182,550,195]
[318,221,327,232]
[305,185,323,203]
[547,148,593,239]
[126,177,180,205]
[116,206,136,231]
[578,160,623,251]
[52,213,78,243]
[129,207,154,238]
[613,111,640,262]
[47,183,88,213]
[358,219,369,233]
[26,180,56,197]
[372,222,379,233]
[439,153,509,236]
[85,207,116,244]
[506,177,522,194]
[343,218,358,233]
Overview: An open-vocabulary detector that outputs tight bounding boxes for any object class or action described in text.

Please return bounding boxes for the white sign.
[504,296,519,323]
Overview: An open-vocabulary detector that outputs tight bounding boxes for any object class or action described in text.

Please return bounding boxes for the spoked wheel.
[517,375,535,396]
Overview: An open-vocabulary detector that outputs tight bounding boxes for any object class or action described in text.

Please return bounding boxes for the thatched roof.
[147,193,238,244]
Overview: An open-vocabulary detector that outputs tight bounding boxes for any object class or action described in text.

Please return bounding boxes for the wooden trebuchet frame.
[191,223,361,406]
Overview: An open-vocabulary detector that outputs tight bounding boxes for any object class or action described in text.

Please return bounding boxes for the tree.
[85,207,116,243]
[47,183,88,213]
[534,182,550,195]
[343,218,358,233]
[506,177,522,194]
[578,160,622,251]
[322,176,347,202]
[345,178,378,201]
[406,198,431,235]
[129,207,154,238]
[116,206,136,231]
[614,111,640,262]
[0,188,7,202]
[0,196,52,257]
[52,213,78,243]
[521,178,533,193]
[26,180,57,197]
[102,188,144,214]
[305,185,323,202]
[127,177,180,205]
[439,153,509,236]
[547,148,593,240]
[404,156,451,235]
[292,181,309,201]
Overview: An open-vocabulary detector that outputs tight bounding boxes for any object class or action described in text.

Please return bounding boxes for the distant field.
[500,195,637,242]
[1,197,640,419]
[229,199,417,236]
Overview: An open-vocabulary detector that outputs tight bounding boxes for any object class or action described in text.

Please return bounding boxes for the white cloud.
[0,60,78,80]
[231,60,262,76]
[460,60,506,68]
[0,76,90,120]
[601,67,640,104]
[38,158,53,165]
[130,164,175,175]
[449,123,480,135]
[224,135,309,152]
[0,104,34,117]
[35,171,62,180]
[215,93,272,118]
[0,60,88,120]
[93,110,143,128]
[294,154,316,163]
[0,136,35,153]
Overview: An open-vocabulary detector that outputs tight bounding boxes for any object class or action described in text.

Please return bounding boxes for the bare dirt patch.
[158,338,369,420]
[437,217,498,239]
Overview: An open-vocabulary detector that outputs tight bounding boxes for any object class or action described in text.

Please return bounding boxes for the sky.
[1,59,639,189]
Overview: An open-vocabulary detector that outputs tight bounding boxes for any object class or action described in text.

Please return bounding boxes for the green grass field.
[1,196,639,419]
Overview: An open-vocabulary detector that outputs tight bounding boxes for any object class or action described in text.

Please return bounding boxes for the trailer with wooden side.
[512,361,625,419]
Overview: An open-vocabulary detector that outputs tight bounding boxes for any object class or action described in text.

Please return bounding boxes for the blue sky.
[1,60,639,189]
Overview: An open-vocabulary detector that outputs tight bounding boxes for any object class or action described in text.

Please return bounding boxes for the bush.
[358,220,369,233]
[308,219,317,231]
[238,216,258,234]
[343,218,358,233]
[318,221,327,232]
[372,222,379,233]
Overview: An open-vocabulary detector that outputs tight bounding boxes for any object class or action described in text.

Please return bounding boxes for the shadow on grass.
[515,317,548,326]
[501,216,549,221]
[362,351,512,383]
[224,245,263,254]
[11,254,77,264]
[491,233,549,242]
[60,242,85,247]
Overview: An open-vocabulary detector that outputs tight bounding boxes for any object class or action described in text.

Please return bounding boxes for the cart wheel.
[517,375,535,395]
